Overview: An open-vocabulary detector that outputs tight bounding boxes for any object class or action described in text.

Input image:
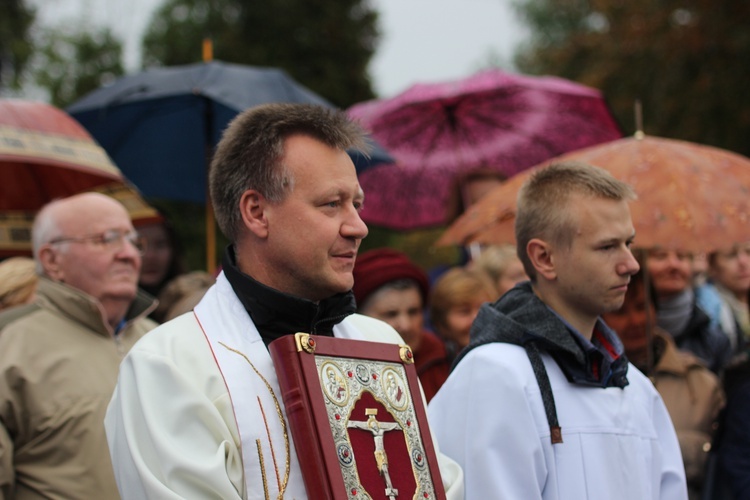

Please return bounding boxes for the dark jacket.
[714,355,750,500]
[673,303,732,374]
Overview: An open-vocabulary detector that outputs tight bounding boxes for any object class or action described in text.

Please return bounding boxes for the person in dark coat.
[647,248,732,373]
[710,352,750,500]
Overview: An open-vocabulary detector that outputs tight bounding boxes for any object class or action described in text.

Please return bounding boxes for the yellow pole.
[203,38,217,274]
[202,38,213,62]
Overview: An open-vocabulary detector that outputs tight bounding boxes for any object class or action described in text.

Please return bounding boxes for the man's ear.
[38,245,63,280]
[239,189,269,238]
[527,238,557,281]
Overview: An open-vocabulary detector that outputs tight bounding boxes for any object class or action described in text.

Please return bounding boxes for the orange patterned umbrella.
[0,99,158,257]
[438,134,750,253]
[0,99,124,207]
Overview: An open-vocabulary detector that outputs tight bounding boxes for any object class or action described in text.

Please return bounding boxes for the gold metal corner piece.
[399,345,414,364]
[295,332,316,354]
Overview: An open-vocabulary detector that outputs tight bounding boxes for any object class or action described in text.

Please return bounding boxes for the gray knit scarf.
[656,288,694,339]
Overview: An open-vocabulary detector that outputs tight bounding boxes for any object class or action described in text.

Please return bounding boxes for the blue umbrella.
[67,60,392,204]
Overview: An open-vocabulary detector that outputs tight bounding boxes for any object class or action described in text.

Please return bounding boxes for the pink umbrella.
[348,69,623,230]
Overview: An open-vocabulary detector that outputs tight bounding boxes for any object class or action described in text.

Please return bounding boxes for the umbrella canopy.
[67,60,393,204]
[438,134,750,254]
[347,69,623,230]
[0,99,158,257]
[0,99,122,210]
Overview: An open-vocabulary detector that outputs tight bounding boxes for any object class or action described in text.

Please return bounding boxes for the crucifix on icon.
[348,408,402,500]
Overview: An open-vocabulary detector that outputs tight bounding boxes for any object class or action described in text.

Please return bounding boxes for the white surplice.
[106,273,463,499]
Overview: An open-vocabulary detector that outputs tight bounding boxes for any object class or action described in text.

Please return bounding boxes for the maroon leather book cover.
[269,333,446,500]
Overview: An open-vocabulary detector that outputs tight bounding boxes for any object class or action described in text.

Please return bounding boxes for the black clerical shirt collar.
[222,246,356,349]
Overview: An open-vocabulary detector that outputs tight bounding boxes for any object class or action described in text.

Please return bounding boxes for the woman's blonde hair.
[470,245,519,287]
[0,257,38,310]
[429,267,496,334]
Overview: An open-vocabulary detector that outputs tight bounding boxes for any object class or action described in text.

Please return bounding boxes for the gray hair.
[31,199,66,274]
[209,103,369,242]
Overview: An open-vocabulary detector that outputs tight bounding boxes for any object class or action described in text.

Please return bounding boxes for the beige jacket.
[651,329,725,498]
[0,278,156,500]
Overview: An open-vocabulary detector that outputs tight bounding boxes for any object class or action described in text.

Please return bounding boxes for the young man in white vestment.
[105,103,463,499]
[428,162,688,499]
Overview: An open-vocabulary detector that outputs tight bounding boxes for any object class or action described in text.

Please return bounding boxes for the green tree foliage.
[33,27,125,108]
[512,0,750,157]
[141,0,379,108]
[0,0,35,90]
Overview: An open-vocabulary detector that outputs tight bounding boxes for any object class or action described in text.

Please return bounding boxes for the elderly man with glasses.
[0,192,157,499]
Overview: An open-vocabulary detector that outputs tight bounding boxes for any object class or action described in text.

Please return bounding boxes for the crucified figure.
[347,408,402,500]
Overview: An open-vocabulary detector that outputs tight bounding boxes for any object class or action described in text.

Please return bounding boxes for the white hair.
[31,199,66,275]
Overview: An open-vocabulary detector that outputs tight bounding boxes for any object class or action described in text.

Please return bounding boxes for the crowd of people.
[0,102,748,499]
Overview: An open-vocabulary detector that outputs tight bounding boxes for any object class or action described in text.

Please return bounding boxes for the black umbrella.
[68,60,393,204]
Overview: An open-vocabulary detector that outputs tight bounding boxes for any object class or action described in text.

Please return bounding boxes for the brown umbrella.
[0,99,158,257]
[438,134,750,253]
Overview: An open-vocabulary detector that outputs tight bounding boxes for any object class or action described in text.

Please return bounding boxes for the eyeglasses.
[49,229,147,255]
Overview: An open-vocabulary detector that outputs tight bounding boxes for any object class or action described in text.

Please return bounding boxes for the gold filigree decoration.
[256,439,269,500]
[219,342,290,500]
[257,396,282,493]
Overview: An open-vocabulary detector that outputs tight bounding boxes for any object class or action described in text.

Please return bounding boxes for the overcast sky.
[31,0,529,98]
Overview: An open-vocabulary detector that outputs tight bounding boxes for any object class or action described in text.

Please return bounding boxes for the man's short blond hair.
[515,161,636,281]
